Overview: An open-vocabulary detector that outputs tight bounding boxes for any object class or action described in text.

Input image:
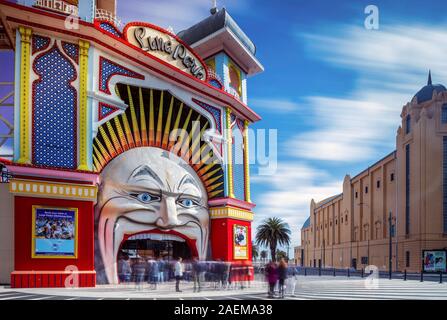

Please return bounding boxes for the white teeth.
[127,233,186,242]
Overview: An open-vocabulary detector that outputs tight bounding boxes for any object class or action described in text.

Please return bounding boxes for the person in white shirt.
[174,257,184,292]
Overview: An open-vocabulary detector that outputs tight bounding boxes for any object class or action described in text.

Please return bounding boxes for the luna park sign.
[125,23,207,81]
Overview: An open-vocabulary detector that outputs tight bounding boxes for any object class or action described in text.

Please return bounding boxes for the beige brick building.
[295,74,447,272]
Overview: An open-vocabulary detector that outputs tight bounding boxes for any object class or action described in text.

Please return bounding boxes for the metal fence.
[252,265,447,284]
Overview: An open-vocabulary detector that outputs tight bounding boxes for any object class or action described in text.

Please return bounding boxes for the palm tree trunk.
[270,244,276,262]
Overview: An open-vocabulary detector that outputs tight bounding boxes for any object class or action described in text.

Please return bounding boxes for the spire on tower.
[428,70,432,86]
[210,0,218,15]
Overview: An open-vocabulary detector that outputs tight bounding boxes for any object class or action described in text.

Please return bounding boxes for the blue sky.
[2,0,447,254]
[132,0,447,252]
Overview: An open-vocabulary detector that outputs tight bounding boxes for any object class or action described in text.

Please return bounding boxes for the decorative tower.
[178,5,264,266]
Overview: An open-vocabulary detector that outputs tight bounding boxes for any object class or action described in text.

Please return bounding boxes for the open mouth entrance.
[118,232,192,262]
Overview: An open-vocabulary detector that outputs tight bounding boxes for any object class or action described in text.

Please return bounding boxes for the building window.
[345,214,348,222]
[405,251,410,268]
[405,144,410,235]
[335,220,338,225]
[377,180,381,188]
[443,137,447,233]
[390,173,395,181]
[442,104,447,124]
[365,186,368,194]
[341,217,343,223]
[355,191,358,198]
[405,115,411,134]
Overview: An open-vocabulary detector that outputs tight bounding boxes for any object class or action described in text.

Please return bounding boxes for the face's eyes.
[177,198,200,208]
[131,192,160,204]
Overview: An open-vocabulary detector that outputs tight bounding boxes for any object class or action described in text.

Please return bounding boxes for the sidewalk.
[0,280,268,299]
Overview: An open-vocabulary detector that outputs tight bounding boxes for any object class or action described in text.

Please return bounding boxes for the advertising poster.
[233,225,248,259]
[32,206,78,258]
[423,250,446,272]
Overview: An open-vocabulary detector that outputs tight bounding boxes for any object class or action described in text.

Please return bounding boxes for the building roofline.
[350,150,397,182]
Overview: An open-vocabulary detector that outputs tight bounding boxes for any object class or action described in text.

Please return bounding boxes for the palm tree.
[255,217,291,262]
[276,250,287,261]
[260,250,268,263]
[251,242,259,261]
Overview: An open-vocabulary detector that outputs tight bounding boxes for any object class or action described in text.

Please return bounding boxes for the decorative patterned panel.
[209,206,253,221]
[99,22,122,38]
[10,179,97,201]
[98,102,119,121]
[208,78,223,90]
[62,41,79,64]
[192,98,222,133]
[232,123,245,201]
[99,57,144,94]
[32,35,50,55]
[32,44,77,169]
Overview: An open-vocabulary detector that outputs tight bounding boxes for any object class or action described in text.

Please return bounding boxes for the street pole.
[388,210,392,280]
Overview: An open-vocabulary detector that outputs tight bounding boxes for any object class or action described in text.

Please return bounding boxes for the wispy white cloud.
[302,24,447,93]
[256,23,447,250]
[284,93,402,162]
[284,23,447,163]
[250,98,300,113]
[251,162,342,248]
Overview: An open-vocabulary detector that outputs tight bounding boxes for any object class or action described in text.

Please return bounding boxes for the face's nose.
[156,196,179,229]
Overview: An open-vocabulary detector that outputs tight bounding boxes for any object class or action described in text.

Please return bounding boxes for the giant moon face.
[94,147,209,284]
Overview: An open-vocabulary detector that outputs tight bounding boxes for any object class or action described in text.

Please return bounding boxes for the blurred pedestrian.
[192,257,202,292]
[223,261,231,289]
[118,254,132,284]
[133,257,146,291]
[147,256,158,290]
[157,257,164,283]
[278,258,288,298]
[286,265,297,296]
[265,261,278,298]
[174,257,184,292]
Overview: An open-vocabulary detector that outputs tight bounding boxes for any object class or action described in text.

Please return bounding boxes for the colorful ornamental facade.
[0,0,263,287]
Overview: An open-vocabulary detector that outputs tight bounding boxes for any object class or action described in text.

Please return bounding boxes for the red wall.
[210,217,252,262]
[14,196,95,271]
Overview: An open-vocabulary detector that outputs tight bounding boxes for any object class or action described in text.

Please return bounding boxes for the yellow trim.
[77,40,90,170]
[169,102,183,150]
[172,108,192,155]
[148,89,155,145]
[127,85,141,146]
[113,116,127,151]
[191,122,209,164]
[31,205,78,259]
[17,26,32,164]
[155,91,164,146]
[228,60,242,97]
[225,107,235,198]
[10,179,98,201]
[139,87,147,145]
[121,113,135,148]
[162,96,174,149]
[206,58,215,71]
[243,120,251,202]
[209,206,254,221]
[181,115,201,162]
